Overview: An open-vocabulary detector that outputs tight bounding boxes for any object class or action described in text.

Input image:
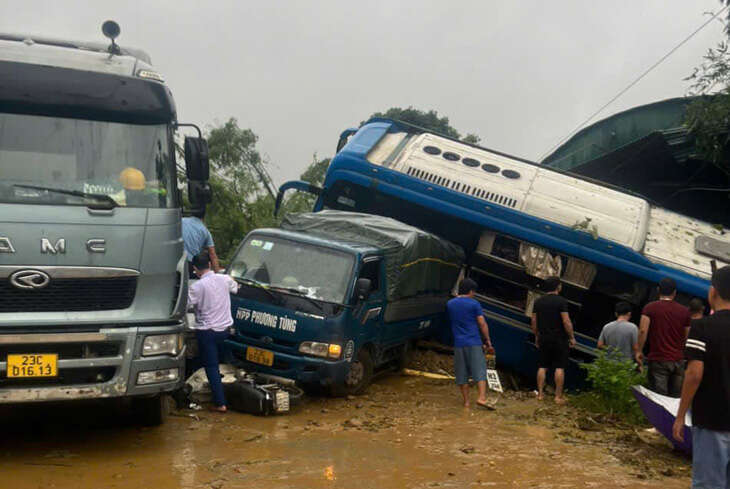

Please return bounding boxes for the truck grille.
[0,277,137,312]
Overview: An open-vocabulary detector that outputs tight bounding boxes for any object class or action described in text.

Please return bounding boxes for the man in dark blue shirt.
[446,278,493,408]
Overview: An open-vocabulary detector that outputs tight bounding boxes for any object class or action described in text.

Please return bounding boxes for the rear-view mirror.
[354,278,372,302]
[184,137,210,181]
[188,180,212,207]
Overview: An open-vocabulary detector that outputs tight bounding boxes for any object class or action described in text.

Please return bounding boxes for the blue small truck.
[226,211,464,395]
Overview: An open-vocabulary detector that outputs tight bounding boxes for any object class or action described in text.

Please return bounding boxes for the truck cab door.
[355,258,385,344]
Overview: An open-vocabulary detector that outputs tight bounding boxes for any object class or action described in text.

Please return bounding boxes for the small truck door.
[356,257,385,338]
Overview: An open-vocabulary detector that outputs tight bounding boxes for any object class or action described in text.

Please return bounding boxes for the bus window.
[563,257,597,289]
[470,268,528,312]
[490,235,521,265]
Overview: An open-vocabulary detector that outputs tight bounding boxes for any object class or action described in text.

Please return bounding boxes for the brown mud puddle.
[0,373,689,489]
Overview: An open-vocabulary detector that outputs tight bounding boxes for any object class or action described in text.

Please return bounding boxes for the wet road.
[0,376,689,489]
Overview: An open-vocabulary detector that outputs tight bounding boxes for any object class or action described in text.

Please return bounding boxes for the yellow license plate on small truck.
[246,347,274,367]
[7,354,58,378]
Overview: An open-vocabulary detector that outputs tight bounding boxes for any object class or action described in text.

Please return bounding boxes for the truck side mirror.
[188,180,212,207]
[184,137,210,181]
[354,278,372,302]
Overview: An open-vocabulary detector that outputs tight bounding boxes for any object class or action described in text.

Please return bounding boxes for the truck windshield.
[228,236,355,304]
[0,113,175,208]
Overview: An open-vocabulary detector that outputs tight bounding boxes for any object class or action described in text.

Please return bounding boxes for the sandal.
[476,400,496,411]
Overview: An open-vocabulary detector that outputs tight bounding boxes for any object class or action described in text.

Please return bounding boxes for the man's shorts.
[537,339,569,370]
[454,345,487,385]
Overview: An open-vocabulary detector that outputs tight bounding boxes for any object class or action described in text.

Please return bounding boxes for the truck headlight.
[299,341,342,359]
[142,334,183,356]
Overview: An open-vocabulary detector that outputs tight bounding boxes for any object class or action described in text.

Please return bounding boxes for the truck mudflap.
[225,338,348,387]
[0,325,185,403]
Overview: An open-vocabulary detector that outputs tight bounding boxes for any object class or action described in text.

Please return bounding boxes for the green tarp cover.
[281,211,465,301]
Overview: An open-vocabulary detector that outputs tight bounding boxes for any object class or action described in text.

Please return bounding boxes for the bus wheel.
[332,348,373,396]
[133,394,168,426]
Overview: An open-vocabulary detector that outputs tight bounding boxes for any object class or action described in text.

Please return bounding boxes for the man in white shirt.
[188,252,239,412]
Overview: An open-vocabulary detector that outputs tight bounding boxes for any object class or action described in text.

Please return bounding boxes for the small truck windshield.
[229,236,355,304]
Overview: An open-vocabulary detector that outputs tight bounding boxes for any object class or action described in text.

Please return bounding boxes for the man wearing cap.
[638,277,691,397]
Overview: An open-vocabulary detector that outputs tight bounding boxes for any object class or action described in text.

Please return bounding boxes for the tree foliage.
[683,1,730,176]
[207,118,277,199]
[202,118,278,262]
[193,119,332,262]
[685,41,730,175]
[368,107,481,144]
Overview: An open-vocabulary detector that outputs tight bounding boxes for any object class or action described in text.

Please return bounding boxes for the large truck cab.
[0,24,210,423]
[226,211,463,394]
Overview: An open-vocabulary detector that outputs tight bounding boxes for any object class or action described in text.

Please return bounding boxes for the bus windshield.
[0,113,176,208]
[228,236,355,304]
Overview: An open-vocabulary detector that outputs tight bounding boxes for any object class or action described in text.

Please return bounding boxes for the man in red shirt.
[637,277,691,397]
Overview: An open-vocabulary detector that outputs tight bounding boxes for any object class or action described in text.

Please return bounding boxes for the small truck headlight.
[299,341,342,359]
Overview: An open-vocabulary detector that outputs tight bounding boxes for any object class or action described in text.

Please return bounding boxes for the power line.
[538,5,730,162]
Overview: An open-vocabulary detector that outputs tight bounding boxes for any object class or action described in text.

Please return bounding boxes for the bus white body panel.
[367,132,729,281]
[645,207,729,279]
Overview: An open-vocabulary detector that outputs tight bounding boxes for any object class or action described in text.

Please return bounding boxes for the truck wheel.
[133,394,168,426]
[332,348,374,396]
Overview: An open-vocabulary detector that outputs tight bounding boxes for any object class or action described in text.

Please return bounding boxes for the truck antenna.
[101,20,121,56]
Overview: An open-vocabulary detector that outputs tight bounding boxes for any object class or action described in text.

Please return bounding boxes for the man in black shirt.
[674,266,730,488]
[531,276,576,404]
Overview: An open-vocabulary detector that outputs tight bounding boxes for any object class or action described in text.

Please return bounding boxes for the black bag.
[223,379,303,416]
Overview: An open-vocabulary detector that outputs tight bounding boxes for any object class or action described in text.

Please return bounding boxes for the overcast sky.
[1,1,726,185]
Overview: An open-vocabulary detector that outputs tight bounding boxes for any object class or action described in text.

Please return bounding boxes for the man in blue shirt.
[446,278,494,408]
[182,209,220,276]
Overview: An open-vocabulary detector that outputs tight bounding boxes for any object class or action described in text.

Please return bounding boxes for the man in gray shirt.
[598,301,640,366]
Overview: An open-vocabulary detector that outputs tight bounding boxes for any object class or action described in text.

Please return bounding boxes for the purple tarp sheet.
[632,385,692,454]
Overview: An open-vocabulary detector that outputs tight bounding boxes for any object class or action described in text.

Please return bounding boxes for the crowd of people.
[447,271,730,488]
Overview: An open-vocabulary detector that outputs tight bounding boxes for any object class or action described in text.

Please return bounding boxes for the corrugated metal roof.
[542,97,695,170]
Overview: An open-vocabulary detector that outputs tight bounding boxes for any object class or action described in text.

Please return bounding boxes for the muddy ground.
[0,350,690,489]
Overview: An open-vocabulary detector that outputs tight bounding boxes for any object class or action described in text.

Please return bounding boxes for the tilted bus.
[276,119,730,382]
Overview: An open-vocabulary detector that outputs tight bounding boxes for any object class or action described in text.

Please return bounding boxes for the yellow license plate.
[7,354,58,378]
[246,347,274,367]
